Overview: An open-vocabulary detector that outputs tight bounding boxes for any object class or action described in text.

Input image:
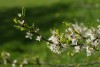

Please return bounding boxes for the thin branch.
[72,26,86,39]
[31,31,53,44]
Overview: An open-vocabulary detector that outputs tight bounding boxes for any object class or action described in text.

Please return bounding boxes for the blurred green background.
[0,0,100,67]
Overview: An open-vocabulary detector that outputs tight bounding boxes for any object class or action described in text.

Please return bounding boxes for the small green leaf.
[14,25,20,29]
[13,18,18,24]
[14,25,26,31]
[56,29,60,36]
[21,27,25,31]
[22,7,25,17]
[66,38,71,44]
[66,23,71,27]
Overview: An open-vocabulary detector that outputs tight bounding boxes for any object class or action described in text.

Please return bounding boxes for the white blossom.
[91,40,99,47]
[86,39,91,44]
[71,38,77,45]
[23,58,28,64]
[12,59,17,67]
[85,29,95,40]
[75,46,80,52]
[47,43,67,54]
[34,28,39,33]
[12,63,16,67]
[62,44,67,48]
[18,13,22,17]
[68,27,73,32]
[48,35,59,44]
[25,31,33,39]
[72,23,82,32]
[13,59,17,63]
[48,44,61,54]
[19,20,24,25]
[89,34,95,40]
[36,35,42,41]
[86,46,94,56]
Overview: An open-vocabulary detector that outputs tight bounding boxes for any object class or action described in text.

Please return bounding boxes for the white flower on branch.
[48,43,66,54]
[86,39,91,44]
[34,28,39,33]
[85,29,95,40]
[68,27,72,31]
[48,35,59,44]
[48,44,61,54]
[86,46,94,56]
[19,20,24,25]
[75,46,80,52]
[72,23,82,32]
[12,59,17,67]
[25,31,33,39]
[91,40,99,47]
[36,35,42,41]
[71,38,78,45]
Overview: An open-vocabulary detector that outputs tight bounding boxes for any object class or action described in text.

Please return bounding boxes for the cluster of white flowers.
[47,23,100,56]
[48,30,67,54]
[25,31,33,39]
[86,46,94,56]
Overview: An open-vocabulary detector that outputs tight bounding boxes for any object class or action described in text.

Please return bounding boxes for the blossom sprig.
[64,23,100,56]
[13,8,100,56]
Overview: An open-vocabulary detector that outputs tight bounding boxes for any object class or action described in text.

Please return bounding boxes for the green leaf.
[13,18,18,24]
[78,38,85,45]
[56,29,60,36]
[66,23,71,27]
[21,27,25,31]
[14,25,25,31]
[66,38,71,45]
[22,7,25,17]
